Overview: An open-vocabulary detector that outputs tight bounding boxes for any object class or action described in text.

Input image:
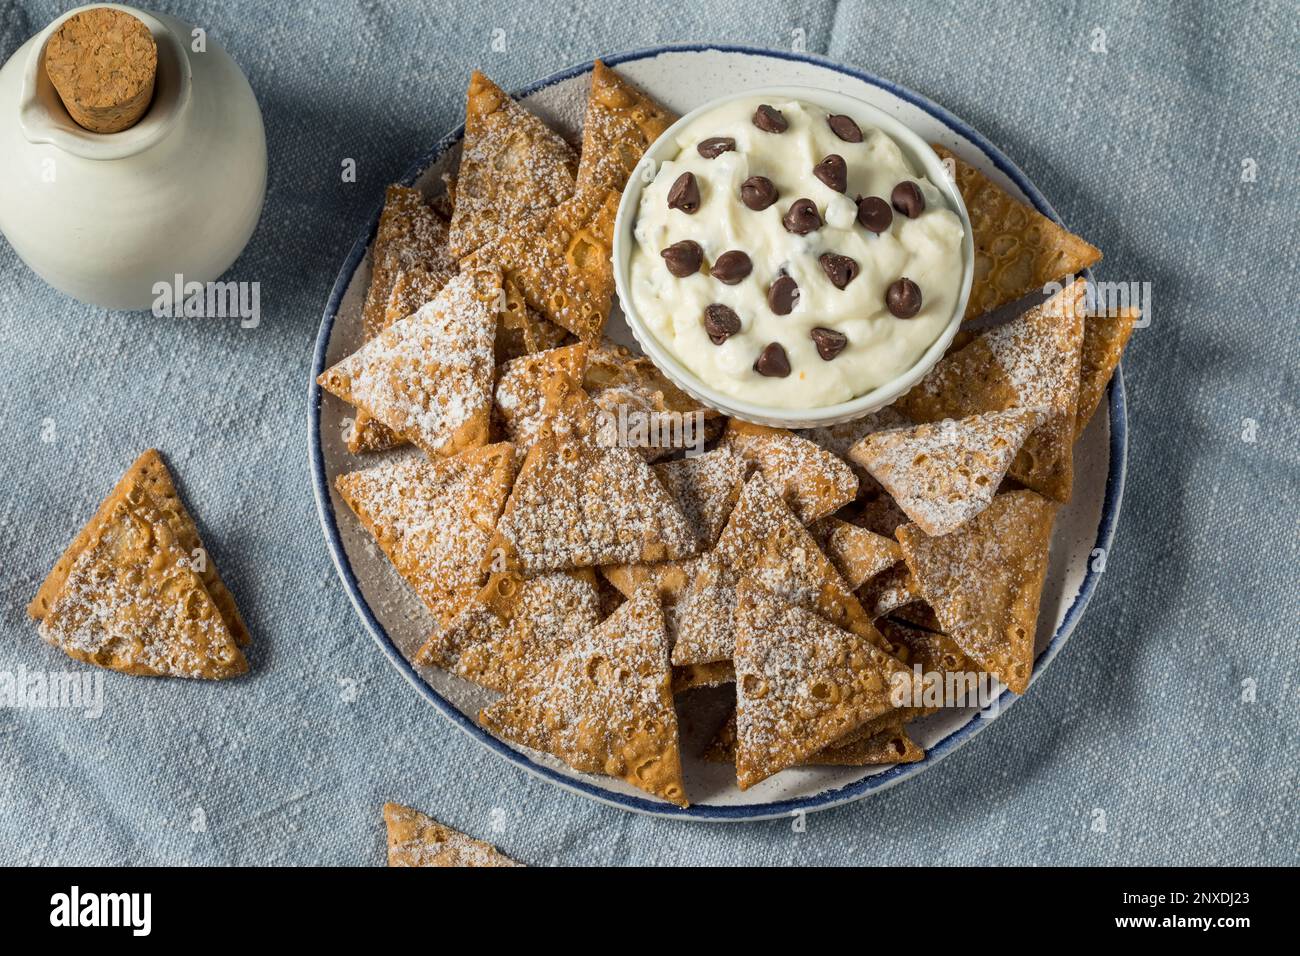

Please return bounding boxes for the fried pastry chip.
[858,562,920,620]
[461,185,619,342]
[448,71,579,258]
[318,269,500,459]
[811,517,902,590]
[897,490,1056,694]
[895,278,1085,502]
[732,580,917,788]
[719,420,858,524]
[671,471,887,667]
[335,444,517,623]
[29,449,249,651]
[487,372,696,573]
[797,407,912,499]
[849,408,1047,536]
[578,60,677,195]
[933,145,1100,321]
[384,802,521,867]
[494,343,590,454]
[479,585,688,806]
[353,186,458,453]
[36,476,247,679]
[1076,307,1139,438]
[416,569,603,693]
[496,278,570,364]
[705,709,920,767]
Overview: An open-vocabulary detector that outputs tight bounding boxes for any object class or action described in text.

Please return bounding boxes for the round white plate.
[308,44,1126,822]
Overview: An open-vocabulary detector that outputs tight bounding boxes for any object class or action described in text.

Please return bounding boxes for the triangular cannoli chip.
[448,71,579,258]
[897,490,1056,694]
[487,371,697,573]
[1076,307,1138,438]
[732,580,917,788]
[416,569,603,692]
[810,517,902,590]
[479,585,688,806]
[495,277,571,364]
[577,60,677,195]
[494,343,589,455]
[384,802,521,867]
[318,269,500,458]
[895,278,1086,501]
[798,408,912,499]
[719,420,858,524]
[352,187,458,453]
[650,448,746,551]
[461,184,619,342]
[36,477,247,679]
[671,471,889,667]
[335,444,517,622]
[933,145,1101,321]
[702,708,908,765]
[849,408,1048,536]
[858,562,921,620]
[29,450,249,651]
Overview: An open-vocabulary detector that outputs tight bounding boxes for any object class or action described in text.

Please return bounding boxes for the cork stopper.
[44,7,158,134]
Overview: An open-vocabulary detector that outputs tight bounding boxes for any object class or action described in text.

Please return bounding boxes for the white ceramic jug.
[0,3,267,310]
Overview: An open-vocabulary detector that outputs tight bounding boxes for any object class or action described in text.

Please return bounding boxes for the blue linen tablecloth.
[1,0,1296,866]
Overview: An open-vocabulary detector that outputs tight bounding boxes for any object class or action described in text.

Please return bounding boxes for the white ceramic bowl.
[612,85,974,429]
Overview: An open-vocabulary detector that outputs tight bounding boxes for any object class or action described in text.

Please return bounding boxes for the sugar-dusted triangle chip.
[650,448,746,551]
[29,449,249,651]
[671,471,888,667]
[719,420,858,524]
[1076,307,1138,438]
[335,444,517,623]
[897,490,1056,694]
[352,187,459,453]
[448,71,578,258]
[732,580,917,788]
[479,585,688,806]
[798,407,912,499]
[416,569,603,692]
[895,278,1086,502]
[849,407,1047,536]
[704,708,921,767]
[810,517,902,590]
[858,563,919,620]
[933,145,1100,321]
[37,478,247,679]
[494,342,589,454]
[578,60,676,195]
[487,372,696,573]
[384,802,521,867]
[319,269,500,458]
[461,184,619,342]
[496,277,570,364]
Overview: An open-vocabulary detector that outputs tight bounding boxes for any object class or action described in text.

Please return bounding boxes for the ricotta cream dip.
[629,96,964,409]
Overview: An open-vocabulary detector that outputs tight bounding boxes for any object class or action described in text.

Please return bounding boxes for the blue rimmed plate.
[308,44,1126,822]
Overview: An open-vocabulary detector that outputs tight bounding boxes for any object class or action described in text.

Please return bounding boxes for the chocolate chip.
[740,175,778,211]
[813,154,847,193]
[767,274,799,315]
[856,195,893,233]
[891,181,925,218]
[827,114,863,143]
[752,104,788,133]
[710,250,752,284]
[886,277,923,318]
[667,172,701,213]
[697,137,736,158]
[703,304,741,344]
[810,327,848,360]
[781,198,822,235]
[819,253,859,290]
[660,240,703,277]
[753,342,791,377]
